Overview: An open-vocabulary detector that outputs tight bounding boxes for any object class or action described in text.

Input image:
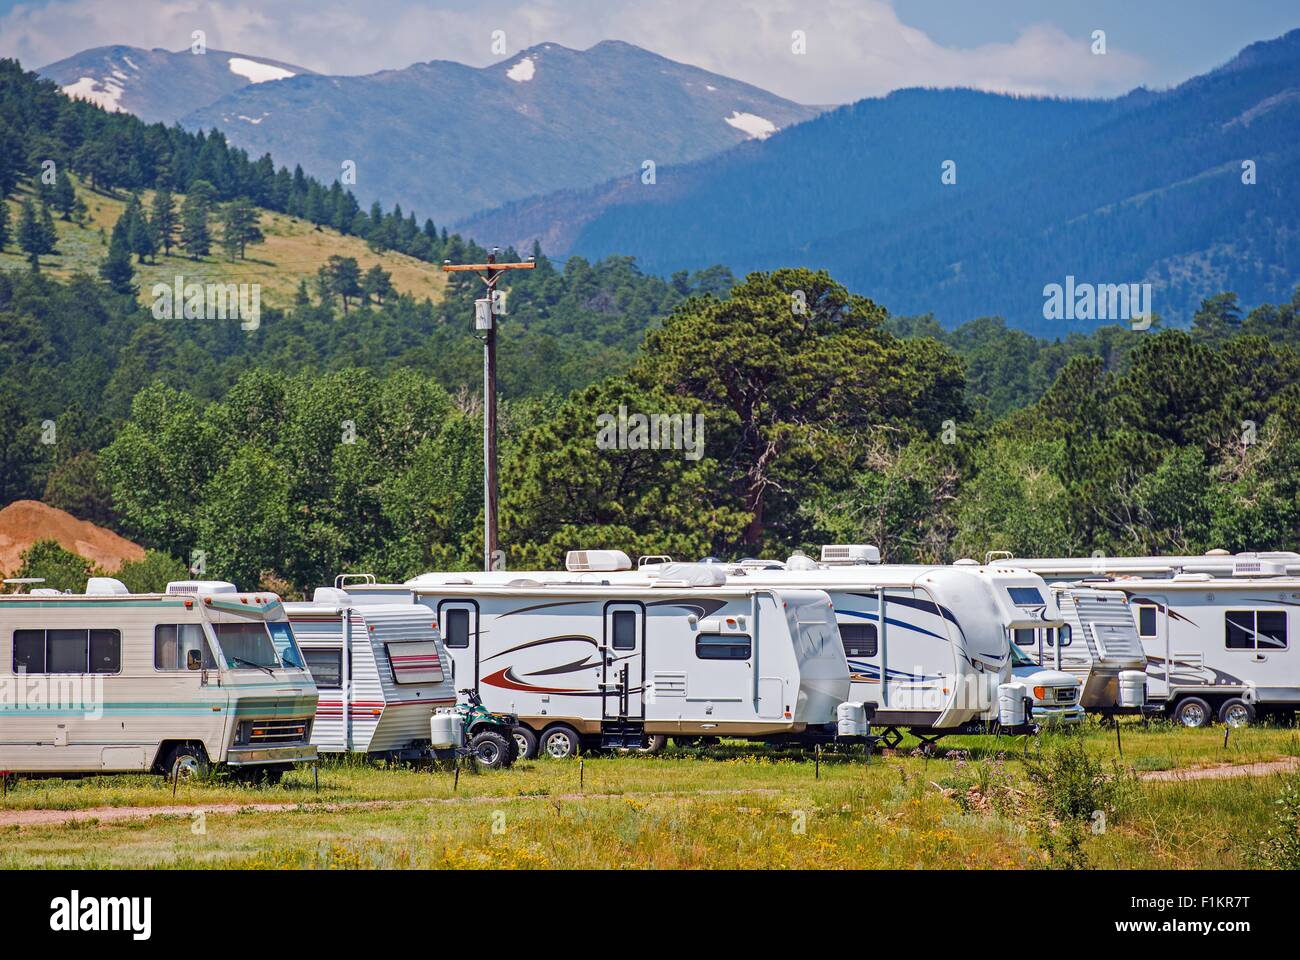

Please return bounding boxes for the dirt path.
[1139,756,1300,782]
[0,787,783,829]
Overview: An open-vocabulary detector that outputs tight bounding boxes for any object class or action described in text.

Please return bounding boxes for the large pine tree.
[151,187,178,256]
[179,185,212,260]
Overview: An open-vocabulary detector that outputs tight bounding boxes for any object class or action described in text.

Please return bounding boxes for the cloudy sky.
[1,0,1297,103]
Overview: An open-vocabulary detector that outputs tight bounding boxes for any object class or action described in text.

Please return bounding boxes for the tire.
[512,725,538,760]
[1173,696,1213,729]
[1219,698,1256,728]
[634,734,667,755]
[469,729,513,769]
[162,743,210,781]
[539,725,582,759]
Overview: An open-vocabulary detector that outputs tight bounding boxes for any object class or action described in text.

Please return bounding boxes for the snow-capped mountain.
[39,45,311,124]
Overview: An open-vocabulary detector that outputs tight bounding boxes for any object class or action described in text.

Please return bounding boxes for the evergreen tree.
[179,186,212,260]
[151,187,178,256]
[51,167,78,220]
[362,263,394,305]
[17,198,56,270]
[123,193,156,263]
[0,200,8,251]
[220,197,263,260]
[99,217,136,295]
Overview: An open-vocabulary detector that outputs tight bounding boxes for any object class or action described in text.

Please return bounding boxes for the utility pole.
[442,249,535,570]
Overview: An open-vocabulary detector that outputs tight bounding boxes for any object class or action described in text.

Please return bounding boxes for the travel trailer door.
[1131,597,1168,699]
[436,601,479,690]
[602,603,645,720]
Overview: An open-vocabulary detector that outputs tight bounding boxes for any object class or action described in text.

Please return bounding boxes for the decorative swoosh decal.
[646,598,728,618]
[480,634,597,664]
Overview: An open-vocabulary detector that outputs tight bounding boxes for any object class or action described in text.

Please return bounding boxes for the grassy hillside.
[0,177,448,306]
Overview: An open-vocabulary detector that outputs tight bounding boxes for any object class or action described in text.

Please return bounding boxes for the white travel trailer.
[988,550,1300,583]
[1095,563,1300,726]
[1010,583,1151,713]
[397,548,1080,744]
[350,565,853,758]
[0,578,318,779]
[285,587,460,758]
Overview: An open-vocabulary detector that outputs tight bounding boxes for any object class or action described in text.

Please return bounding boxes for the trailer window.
[303,648,343,689]
[611,610,637,650]
[1056,625,1072,647]
[155,624,217,670]
[839,623,877,658]
[696,633,751,660]
[1008,587,1044,606]
[11,629,120,674]
[1013,628,1035,647]
[443,608,470,649]
[1225,610,1288,650]
[1136,605,1158,638]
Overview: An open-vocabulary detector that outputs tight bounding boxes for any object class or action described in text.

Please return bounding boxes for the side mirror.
[186,649,203,671]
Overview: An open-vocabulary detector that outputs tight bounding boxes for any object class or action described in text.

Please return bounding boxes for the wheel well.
[151,739,209,773]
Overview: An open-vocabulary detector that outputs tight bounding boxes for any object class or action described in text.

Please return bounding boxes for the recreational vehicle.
[349,564,854,758]
[286,586,518,767]
[395,548,1080,744]
[988,550,1300,583]
[1093,562,1300,726]
[1010,583,1151,713]
[0,578,318,779]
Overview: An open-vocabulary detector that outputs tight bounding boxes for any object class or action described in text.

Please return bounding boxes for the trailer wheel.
[163,743,209,781]
[469,729,513,769]
[1218,698,1255,728]
[539,725,582,759]
[512,725,538,760]
[1172,696,1213,729]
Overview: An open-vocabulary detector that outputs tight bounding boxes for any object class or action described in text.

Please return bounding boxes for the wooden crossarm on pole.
[441,262,536,272]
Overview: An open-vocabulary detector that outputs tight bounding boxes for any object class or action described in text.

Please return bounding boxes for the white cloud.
[0,0,1152,103]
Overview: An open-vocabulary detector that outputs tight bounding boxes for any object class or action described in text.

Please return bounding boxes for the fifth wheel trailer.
[344,566,855,758]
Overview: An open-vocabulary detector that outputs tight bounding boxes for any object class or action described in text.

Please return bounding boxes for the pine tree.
[17,199,56,270]
[99,218,136,295]
[220,198,263,260]
[0,201,8,251]
[362,263,393,305]
[179,190,211,260]
[123,193,156,263]
[51,168,77,220]
[151,188,178,256]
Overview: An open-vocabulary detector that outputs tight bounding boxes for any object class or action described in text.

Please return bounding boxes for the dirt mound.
[0,500,144,576]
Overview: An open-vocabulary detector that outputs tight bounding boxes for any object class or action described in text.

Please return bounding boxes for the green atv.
[458,689,520,769]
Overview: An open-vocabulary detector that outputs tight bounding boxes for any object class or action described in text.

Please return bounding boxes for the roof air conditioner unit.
[820,544,881,565]
[85,577,130,596]
[1232,556,1287,577]
[566,550,632,572]
[166,580,238,595]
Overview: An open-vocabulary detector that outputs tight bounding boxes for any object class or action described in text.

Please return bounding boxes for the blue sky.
[1,0,1296,102]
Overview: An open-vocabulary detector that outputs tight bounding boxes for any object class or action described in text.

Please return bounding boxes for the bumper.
[227,744,318,766]
[1031,703,1085,725]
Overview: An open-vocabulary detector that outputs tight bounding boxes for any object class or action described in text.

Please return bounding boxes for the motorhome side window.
[839,623,877,658]
[154,624,217,670]
[1136,605,1158,638]
[696,633,751,660]
[611,610,637,650]
[1225,610,1288,650]
[303,649,343,689]
[12,628,121,674]
[443,608,470,648]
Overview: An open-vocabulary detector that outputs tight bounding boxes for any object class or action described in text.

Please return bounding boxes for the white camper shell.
[349,569,853,757]
[1010,584,1151,713]
[285,587,458,758]
[0,578,318,777]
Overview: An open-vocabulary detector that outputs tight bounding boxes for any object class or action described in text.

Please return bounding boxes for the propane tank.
[836,701,869,737]
[1117,670,1147,708]
[998,683,1028,726]
[430,708,464,749]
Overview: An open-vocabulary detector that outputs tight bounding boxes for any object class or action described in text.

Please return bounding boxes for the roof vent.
[786,551,818,571]
[954,558,979,566]
[1204,548,1231,556]
[566,550,632,572]
[85,577,130,595]
[1172,572,1213,582]
[1232,555,1287,577]
[651,563,727,587]
[311,587,352,605]
[166,580,238,595]
[820,544,880,565]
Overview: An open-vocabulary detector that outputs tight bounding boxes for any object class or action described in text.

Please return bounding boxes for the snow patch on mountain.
[506,57,536,82]
[62,75,126,113]
[724,111,777,139]
[227,57,295,84]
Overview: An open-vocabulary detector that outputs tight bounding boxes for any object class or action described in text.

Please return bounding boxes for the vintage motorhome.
[285,586,458,758]
[1010,583,1151,712]
[0,578,318,778]
[348,564,852,758]
[392,548,1078,743]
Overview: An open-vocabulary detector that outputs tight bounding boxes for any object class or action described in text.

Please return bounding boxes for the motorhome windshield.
[214,621,303,670]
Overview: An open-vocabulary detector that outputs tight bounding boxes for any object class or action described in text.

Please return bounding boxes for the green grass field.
[3,719,1298,869]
